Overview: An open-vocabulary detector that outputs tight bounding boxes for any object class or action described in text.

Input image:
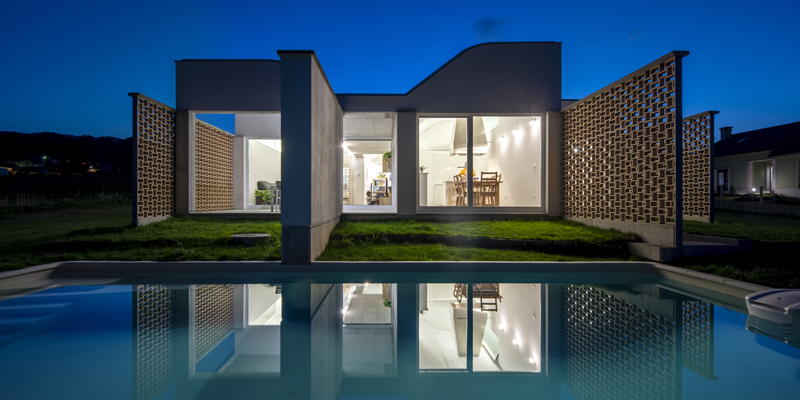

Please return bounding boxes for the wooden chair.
[476,172,499,206]
[453,174,467,207]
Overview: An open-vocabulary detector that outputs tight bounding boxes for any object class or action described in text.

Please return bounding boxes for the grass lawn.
[331,219,639,243]
[678,210,800,288]
[317,239,644,262]
[0,207,281,271]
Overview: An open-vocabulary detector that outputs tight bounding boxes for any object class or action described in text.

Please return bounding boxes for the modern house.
[129,42,717,263]
[714,122,800,197]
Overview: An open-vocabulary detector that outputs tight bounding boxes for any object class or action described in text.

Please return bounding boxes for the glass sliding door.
[247,139,282,210]
[418,117,468,207]
[471,116,543,207]
[342,139,394,211]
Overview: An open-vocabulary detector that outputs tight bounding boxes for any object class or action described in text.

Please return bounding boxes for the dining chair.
[453,174,467,207]
[477,172,499,206]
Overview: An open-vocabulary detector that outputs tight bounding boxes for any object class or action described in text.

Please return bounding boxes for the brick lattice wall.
[195,121,233,212]
[136,284,175,400]
[133,95,175,222]
[682,300,715,379]
[563,57,679,224]
[682,112,716,220]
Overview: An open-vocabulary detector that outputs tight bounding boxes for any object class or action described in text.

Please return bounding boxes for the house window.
[418,117,468,207]
[471,116,543,207]
[342,112,396,213]
[247,139,281,209]
[716,169,729,194]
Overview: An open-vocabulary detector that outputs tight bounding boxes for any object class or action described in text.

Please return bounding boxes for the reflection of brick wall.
[136,284,175,400]
[132,94,175,223]
[563,56,681,224]
[564,285,677,400]
[195,121,233,212]
[682,112,716,221]
[682,300,715,379]
[194,285,233,361]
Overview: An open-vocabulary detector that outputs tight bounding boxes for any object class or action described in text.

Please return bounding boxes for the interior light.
[498,324,505,330]
[512,339,518,346]
[365,282,369,287]
[573,148,578,153]
[513,127,521,135]
[342,308,347,315]
[529,118,537,126]
[529,357,536,365]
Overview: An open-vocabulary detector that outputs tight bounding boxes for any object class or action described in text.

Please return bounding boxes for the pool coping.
[0,260,771,297]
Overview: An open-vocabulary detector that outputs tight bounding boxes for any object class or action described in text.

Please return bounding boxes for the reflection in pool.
[0,278,798,400]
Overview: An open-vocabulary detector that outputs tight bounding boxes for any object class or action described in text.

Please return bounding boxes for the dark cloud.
[627,28,643,40]
[474,17,508,39]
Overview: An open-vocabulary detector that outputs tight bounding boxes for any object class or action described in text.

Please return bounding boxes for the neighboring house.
[130,42,717,263]
[714,121,800,197]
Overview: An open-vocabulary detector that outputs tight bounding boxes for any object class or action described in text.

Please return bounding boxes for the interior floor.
[344,284,391,324]
[343,326,394,376]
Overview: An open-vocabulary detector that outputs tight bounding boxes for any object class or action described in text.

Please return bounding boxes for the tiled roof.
[715,121,800,158]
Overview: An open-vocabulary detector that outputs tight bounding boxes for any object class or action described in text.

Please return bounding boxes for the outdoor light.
[752,188,756,192]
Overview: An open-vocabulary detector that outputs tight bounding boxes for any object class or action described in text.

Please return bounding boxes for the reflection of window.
[716,169,729,192]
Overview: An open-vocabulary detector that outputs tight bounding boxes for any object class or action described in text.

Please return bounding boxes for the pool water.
[0,276,798,400]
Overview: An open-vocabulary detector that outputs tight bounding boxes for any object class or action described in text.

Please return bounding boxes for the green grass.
[317,239,644,262]
[678,210,800,288]
[332,219,639,243]
[684,210,800,242]
[0,207,281,271]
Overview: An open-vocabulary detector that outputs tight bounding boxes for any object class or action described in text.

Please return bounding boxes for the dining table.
[446,179,503,206]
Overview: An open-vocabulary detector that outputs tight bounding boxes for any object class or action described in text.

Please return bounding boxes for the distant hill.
[0,131,132,168]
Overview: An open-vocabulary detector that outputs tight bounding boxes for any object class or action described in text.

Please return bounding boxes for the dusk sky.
[1,0,798,139]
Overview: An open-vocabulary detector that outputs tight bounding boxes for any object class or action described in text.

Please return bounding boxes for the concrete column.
[279,51,344,264]
[396,111,417,217]
[233,136,245,209]
[175,110,196,216]
[546,111,563,217]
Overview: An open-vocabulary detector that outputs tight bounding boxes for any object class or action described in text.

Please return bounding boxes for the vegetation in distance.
[331,219,639,243]
[0,208,281,271]
[0,174,132,218]
[684,210,800,242]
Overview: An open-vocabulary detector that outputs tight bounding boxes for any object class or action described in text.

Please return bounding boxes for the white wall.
[248,141,281,205]
[482,117,542,207]
[353,157,365,205]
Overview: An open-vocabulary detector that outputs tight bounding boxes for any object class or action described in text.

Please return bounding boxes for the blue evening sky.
[1,0,798,138]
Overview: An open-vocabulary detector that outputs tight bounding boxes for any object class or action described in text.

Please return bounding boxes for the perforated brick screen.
[132,95,175,223]
[563,56,680,225]
[682,112,716,221]
[195,121,233,212]
[194,284,233,361]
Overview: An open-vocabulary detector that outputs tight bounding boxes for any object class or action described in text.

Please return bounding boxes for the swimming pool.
[0,264,798,400]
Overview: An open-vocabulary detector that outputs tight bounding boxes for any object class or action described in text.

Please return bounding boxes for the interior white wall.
[247,284,281,325]
[236,114,281,138]
[479,284,541,372]
[351,157,366,205]
[248,140,282,205]
[480,117,542,207]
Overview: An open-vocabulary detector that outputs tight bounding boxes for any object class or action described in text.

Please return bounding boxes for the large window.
[343,112,396,213]
[247,139,281,209]
[418,118,467,207]
[418,116,543,209]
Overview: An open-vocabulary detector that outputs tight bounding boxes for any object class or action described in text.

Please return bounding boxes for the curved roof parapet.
[337,42,562,113]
